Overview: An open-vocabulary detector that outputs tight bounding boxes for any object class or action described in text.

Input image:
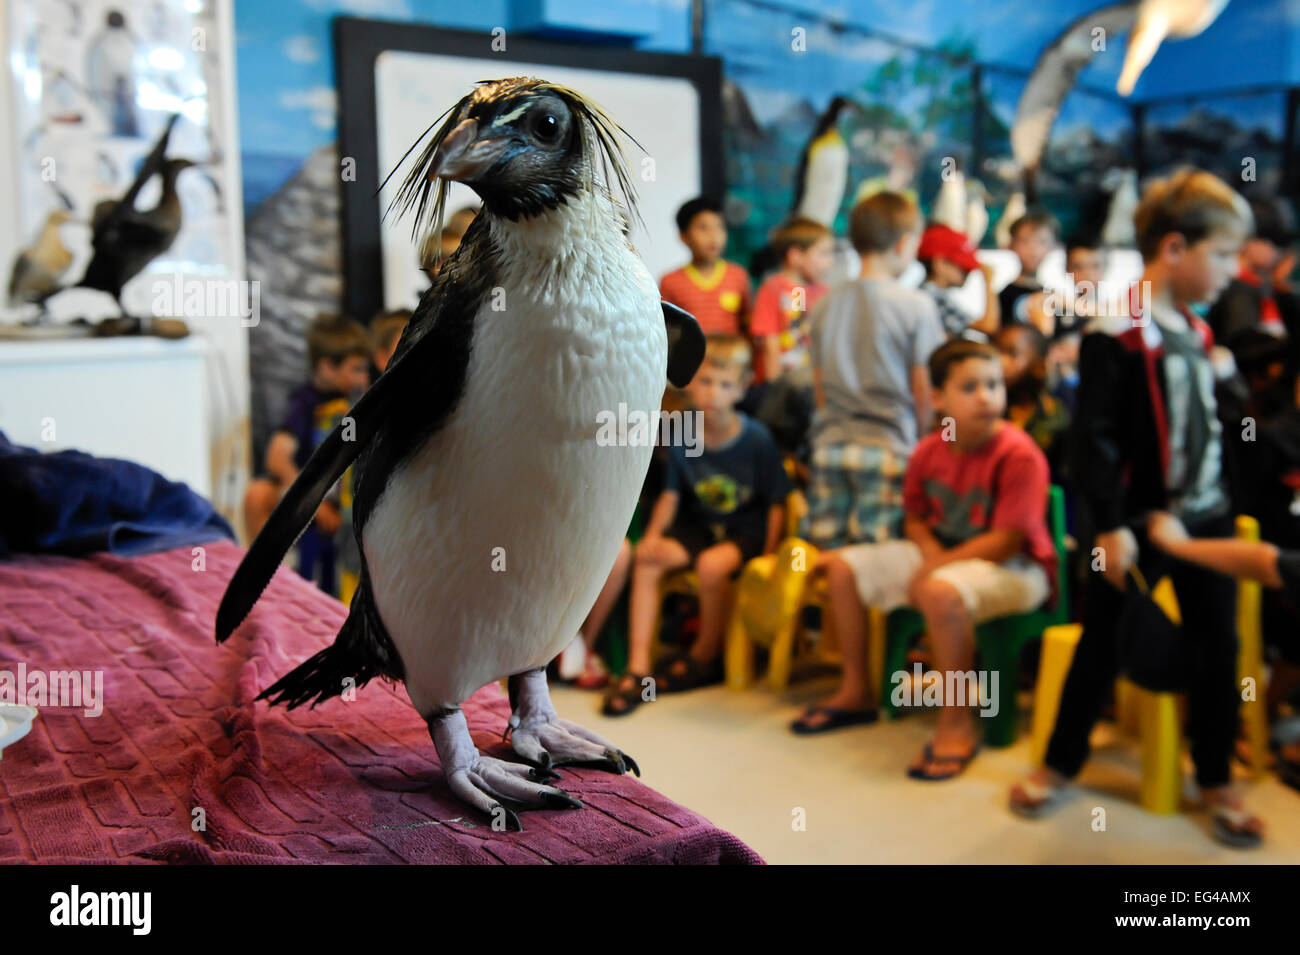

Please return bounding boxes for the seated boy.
[792,340,1055,765]
[244,313,370,543]
[917,223,1000,340]
[602,335,790,716]
[995,323,1070,486]
[659,197,752,337]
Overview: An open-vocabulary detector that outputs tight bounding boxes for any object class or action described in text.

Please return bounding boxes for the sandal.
[790,705,878,736]
[601,673,649,717]
[1207,803,1264,849]
[907,740,980,781]
[1009,775,1070,819]
[652,652,724,693]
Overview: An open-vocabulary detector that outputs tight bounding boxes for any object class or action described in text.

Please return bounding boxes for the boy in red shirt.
[793,341,1054,780]
[659,197,752,337]
[750,216,834,383]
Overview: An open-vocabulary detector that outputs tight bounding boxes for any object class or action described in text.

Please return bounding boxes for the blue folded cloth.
[0,430,235,559]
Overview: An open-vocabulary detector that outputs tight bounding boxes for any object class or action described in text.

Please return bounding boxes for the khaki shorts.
[834,539,1049,623]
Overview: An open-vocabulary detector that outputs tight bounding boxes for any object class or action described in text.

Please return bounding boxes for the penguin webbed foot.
[512,716,641,778]
[508,668,641,777]
[428,709,582,832]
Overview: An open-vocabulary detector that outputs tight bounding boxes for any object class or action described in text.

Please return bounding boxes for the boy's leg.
[687,541,743,664]
[243,477,280,541]
[797,541,922,725]
[909,575,980,773]
[581,537,633,650]
[1172,515,1261,840]
[624,535,691,676]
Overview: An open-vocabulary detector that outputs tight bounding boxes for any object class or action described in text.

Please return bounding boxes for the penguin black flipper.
[662,301,705,388]
[216,218,498,647]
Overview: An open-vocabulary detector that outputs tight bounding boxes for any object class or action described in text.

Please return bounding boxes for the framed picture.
[334,18,724,322]
[2,0,244,321]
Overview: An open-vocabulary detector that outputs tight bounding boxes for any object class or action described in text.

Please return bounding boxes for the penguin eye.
[528,108,562,145]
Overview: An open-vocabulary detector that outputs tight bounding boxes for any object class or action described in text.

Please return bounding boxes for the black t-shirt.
[279,382,349,469]
[664,414,792,545]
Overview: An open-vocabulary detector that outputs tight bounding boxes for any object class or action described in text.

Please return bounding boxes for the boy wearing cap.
[918,223,1000,340]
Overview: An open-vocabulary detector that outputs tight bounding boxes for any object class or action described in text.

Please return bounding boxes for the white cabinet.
[0,336,212,499]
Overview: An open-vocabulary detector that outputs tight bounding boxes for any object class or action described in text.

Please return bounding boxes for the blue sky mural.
[233,0,1300,220]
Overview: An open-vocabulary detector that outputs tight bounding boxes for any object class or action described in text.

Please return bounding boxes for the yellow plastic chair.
[1029,515,1268,814]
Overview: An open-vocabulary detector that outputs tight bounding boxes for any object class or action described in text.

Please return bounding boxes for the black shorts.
[663,520,764,579]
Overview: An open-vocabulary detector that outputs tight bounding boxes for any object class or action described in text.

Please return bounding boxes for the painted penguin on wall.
[217,77,705,829]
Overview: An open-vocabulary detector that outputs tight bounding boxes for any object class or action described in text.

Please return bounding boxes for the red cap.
[917,224,981,273]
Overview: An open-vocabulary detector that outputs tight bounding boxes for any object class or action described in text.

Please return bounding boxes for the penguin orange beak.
[428,119,510,184]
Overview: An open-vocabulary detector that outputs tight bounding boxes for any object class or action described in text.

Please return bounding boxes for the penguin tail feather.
[255,567,405,710]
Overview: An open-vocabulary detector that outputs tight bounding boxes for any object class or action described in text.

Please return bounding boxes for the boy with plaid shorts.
[805,191,945,549]
[792,340,1054,753]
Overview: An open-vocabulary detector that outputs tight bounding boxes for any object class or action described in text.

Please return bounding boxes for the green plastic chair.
[879,484,1070,747]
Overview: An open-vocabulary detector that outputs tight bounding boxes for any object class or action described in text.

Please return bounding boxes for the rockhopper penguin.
[217,77,705,829]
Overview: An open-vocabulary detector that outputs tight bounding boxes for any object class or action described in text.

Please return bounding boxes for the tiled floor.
[551,677,1300,864]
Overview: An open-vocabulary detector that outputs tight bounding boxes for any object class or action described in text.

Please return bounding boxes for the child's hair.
[770,216,832,262]
[370,308,412,354]
[929,338,1000,388]
[1065,232,1101,259]
[307,313,371,369]
[676,196,725,234]
[849,191,919,254]
[996,322,1048,362]
[701,333,752,375]
[1134,168,1251,262]
[1009,210,1060,243]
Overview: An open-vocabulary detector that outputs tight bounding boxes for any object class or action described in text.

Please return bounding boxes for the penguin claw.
[492,804,524,832]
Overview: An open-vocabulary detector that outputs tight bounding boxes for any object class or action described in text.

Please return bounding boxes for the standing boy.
[1009,169,1264,849]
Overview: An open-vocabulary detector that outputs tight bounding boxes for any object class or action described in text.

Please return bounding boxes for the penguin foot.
[508,667,641,776]
[512,717,641,777]
[428,708,582,832]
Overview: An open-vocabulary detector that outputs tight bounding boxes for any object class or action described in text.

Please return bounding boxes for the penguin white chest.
[363,197,666,713]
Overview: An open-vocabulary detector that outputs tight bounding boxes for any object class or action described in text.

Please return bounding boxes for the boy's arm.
[763,337,784,383]
[910,366,933,433]
[812,365,825,409]
[642,490,679,540]
[1147,512,1283,588]
[903,513,944,562]
[921,527,1025,570]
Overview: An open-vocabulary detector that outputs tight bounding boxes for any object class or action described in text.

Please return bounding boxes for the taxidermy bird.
[7,210,75,315]
[74,113,190,316]
[1011,0,1230,196]
[965,179,991,246]
[216,77,706,829]
[792,95,858,227]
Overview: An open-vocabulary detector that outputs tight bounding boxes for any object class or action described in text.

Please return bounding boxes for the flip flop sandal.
[1009,776,1070,819]
[654,653,723,693]
[601,673,650,717]
[789,705,879,736]
[1208,804,1264,849]
[907,741,981,782]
